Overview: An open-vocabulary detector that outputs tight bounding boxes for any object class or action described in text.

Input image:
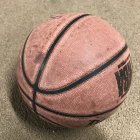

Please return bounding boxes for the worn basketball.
[16,13,132,128]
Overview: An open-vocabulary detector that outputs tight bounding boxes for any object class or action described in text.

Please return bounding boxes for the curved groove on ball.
[19,84,124,118]
[22,37,128,94]
[21,32,33,87]
[37,45,128,94]
[21,14,90,92]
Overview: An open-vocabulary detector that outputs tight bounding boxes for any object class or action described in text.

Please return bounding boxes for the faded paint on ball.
[16,13,132,128]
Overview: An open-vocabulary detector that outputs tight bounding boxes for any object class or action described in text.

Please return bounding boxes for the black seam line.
[18,84,124,118]
[33,14,90,88]
[21,15,127,95]
[21,14,90,89]
[19,87,64,127]
[36,44,128,94]
[32,91,37,113]
[21,32,33,87]
[21,14,90,113]
[32,90,37,112]
[32,14,90,114]
[21,32,37,112]
[38,113,64,127]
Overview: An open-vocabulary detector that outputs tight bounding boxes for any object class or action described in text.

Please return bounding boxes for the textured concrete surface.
[0,0,140,140]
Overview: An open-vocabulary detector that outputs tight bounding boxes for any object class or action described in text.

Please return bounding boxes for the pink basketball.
[16,13,132,128]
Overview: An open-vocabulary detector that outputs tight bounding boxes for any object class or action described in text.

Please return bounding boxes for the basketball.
[16,13,132,128]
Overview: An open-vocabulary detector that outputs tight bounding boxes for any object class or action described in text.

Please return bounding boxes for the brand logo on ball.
[115,56,132,97]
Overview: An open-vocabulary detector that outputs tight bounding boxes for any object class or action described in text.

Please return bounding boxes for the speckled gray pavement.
[0,0,140,140]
